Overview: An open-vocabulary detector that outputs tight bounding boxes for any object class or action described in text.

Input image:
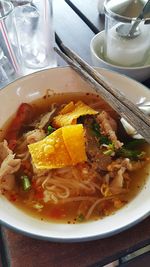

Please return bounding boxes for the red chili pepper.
[35,190,44,200]
[33,182,44,200]
[9,193,18,202]
[5,103,34,150]
[32,180,37,189]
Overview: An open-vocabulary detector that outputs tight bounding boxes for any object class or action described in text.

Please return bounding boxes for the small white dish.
[0,67,150,242]
[90,31,150,82]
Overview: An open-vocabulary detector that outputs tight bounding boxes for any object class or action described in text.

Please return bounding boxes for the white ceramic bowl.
[0,67,150,242]
[90,31,150,82]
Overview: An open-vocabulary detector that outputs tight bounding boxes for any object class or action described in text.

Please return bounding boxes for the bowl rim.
[90,30,150,70]
[0,210,149,242]
[0,66,150,242]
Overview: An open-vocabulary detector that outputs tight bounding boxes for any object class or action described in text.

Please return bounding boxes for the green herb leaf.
[91,122,101,137]
[91,121,111,145]
[99,135,111,145]
[116,147,145,160]
[103,149,113,156]
[103,143,115,156]
[47,125,55,135]
[76,213,85,222]
[125,139,146,149]
[21,175,31,191]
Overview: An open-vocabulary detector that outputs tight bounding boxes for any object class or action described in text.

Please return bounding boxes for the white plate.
[90,31,150,82]
[0,67,150,242]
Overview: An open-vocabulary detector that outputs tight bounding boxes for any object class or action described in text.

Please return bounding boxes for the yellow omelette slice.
[28,124,87,169]
[52,101,98,128]
[62,124,87,165]
[59,101,75,115]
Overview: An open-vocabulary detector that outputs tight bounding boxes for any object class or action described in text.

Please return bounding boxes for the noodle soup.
[0,93,149,224]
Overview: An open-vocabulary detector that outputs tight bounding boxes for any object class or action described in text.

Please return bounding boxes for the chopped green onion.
[76,213,85,222]
[47,125,55,135]
[33,203,44,210]
[103,149,114,156]
[21,175,31,191]
[103,143,115,156]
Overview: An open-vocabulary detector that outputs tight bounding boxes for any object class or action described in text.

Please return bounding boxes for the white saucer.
[90,31,150,82]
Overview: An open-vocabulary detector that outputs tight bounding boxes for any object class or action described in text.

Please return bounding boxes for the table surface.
[0,0,150,266]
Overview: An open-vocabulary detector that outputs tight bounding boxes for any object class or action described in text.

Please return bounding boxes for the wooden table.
[0,0,150,266]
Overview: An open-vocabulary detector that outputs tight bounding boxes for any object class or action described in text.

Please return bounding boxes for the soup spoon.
[121,99,150,139]
[116,0,150,39]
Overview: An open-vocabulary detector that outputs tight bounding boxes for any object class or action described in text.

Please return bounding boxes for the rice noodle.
[32,165,103,205]
[85,196,115,220]
[41,176,99,199]
[60,196,98,203]
[46,184,70,199]
[34,163,127,218]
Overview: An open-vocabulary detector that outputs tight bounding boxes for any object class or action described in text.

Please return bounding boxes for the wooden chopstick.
[58,43,150,125]
[54,46,150,144]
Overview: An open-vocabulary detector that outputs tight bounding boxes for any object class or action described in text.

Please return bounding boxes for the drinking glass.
[104,0,150,67]
[12,0,57,73]
[98,0,105,15]
[0,0,22,87]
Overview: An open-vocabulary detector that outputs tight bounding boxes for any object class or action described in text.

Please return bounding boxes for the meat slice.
[0,153,21,178]
[26,129,46,144]
[34,108,57,129]
[5,103,34,150]
[0,140,21,191]
[84,117,112,172]
[107,158,132,172]
[96,111,123,149]
[105,158,132,194]
[0,174,15,192]
[0,140,11,163]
